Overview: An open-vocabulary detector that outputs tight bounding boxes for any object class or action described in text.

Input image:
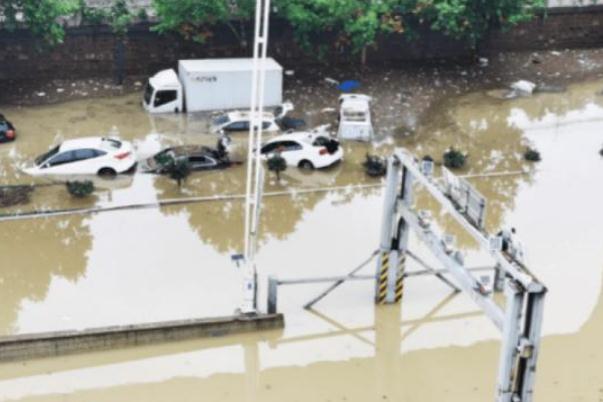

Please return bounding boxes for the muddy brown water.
[0,79,602,401]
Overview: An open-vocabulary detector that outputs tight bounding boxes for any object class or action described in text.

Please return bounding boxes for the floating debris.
[0,185,34,207]
[510,80,536,95]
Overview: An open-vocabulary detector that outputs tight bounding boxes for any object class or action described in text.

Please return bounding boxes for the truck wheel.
[299,160,314,170]
[98,167,117,177]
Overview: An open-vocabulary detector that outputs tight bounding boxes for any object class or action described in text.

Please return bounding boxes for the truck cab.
[143,69,184,114]
[337,94,374,141]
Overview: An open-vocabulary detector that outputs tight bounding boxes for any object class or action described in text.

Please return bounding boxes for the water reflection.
[0,215,91,335]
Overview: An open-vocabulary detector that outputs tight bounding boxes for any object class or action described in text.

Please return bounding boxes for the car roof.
[226,111,274,121]
[267,131,326,144]
[163,145,212,157]
[58,137,117,152]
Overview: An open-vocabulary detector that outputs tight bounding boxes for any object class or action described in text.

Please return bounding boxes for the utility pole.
[241,0,271,314]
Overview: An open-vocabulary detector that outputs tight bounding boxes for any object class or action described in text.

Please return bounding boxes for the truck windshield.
[143,80,154,105]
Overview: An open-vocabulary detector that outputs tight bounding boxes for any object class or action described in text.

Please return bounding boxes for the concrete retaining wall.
[0,313,284,361]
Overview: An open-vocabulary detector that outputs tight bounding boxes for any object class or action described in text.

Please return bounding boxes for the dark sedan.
[0,114,16,143]
[141,145,232,174]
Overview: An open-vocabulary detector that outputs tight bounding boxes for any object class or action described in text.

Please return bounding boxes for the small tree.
[443,147,467,169]
[167,156,191,187]
[267,152,287,182]
[66,180,95,198]
[524,147,541,162]
[363,154,387,177]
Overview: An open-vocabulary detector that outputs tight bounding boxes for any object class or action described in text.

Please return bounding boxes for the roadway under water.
[0,78,602,401]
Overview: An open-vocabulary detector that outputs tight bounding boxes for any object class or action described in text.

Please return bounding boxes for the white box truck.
[143,58,283,114]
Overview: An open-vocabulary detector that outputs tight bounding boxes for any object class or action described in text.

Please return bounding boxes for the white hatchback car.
[24,137,137,177]
[211,102,294,134]
[260,132,343,169]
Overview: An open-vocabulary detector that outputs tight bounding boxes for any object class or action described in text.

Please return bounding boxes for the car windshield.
[213,115,230,126]
[35,145,60,166]
[0,121,8,131]
[143,80,154,105]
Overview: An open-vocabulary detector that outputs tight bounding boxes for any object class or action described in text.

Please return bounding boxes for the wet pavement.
[0,77,602,401]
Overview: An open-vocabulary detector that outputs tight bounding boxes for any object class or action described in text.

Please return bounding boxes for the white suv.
[24,137,137,177]
[260,132,343,169]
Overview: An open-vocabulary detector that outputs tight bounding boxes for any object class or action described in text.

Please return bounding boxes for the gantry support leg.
[496,280,546,402]
[376,157,412,305]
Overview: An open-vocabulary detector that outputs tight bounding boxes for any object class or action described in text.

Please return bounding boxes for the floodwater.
[0,78,602,401]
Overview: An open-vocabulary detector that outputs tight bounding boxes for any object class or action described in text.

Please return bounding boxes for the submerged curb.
[0,313,284,362]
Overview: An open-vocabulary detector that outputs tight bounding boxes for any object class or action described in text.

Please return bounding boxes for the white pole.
[241,0,271,314]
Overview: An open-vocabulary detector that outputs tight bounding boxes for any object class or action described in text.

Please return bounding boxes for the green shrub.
[66,180,95,198]
[267,152,287,181]
[363,154,387,177]
[443,148,467,169]
[524,147,541,162]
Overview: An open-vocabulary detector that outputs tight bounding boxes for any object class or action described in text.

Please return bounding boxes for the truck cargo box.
[178,58,283,112]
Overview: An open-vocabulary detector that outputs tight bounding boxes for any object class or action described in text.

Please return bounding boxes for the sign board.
[441,167,487,229]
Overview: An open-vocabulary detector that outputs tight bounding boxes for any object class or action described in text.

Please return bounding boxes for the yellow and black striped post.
[376,250,406,305]
[376,250,390,304]
[394,252,406,303]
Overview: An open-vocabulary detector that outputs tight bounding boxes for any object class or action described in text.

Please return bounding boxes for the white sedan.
[24,137,137,177]
[260,132,343,169]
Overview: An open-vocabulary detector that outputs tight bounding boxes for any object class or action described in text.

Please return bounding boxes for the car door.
[42,151,78,174]
[73,148,107,173]
[276,140,304,166]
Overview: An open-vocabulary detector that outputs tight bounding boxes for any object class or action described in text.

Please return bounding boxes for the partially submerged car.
[141,145,232,174]
[337,94,374,141]
[211,102,294,133]
[260,131,342,169]
[24,137,136,177]
[0,114,16,143]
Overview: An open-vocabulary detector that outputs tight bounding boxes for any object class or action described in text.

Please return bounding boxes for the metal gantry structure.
[266,148,547,402]
[375,149,546,402]
[241,0,271,314]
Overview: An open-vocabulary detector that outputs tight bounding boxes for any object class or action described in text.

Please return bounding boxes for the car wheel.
[98,167,117,177]
[298,160,314,170]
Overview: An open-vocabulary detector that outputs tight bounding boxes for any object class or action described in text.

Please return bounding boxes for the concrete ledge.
[0,313,284,362]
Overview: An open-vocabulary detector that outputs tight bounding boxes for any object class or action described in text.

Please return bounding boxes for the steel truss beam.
[377,149,546,402]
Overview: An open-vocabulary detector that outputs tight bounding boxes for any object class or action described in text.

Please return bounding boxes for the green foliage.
[66,180,95,198]
[267,152,287,181]
[151,0,253,43]
[524,147,541,162]
[78,0,106,25]
[108,0,133,36]
[363,154,387,177]
[137,7,149,22]
[272,0,400,55]
[0,0,79,45]
[443,147,467,169]
[408,0,545,46]
[166,156,191,187]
